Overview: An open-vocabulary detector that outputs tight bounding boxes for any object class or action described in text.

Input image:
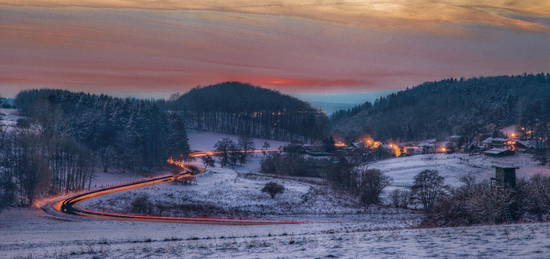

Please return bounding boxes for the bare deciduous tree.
[391,189,411,209]
[215,138,238,167]
[411,170,447,211]
[356,169,392,207]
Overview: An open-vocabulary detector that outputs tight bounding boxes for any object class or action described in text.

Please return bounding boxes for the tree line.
[15,89,190,171]
[208,135,257,168]
[0,128,94,207]
[168,82,329,142]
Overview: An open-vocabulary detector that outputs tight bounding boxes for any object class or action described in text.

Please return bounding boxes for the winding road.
[43,150,303,225]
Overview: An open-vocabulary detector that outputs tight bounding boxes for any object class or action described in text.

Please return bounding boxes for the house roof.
[482,137,507,144]
[484,148,513,155]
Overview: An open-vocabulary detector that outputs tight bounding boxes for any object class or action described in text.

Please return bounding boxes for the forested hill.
[172,81,314,112]
[15,89,190,171]
[331,74,550,141]
[170,82,328,142]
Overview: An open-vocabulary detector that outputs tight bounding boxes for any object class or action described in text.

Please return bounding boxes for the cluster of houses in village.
[391,135,537,157]
[288,127,539,158]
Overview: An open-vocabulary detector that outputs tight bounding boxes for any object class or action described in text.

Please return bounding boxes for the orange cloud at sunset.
[2,0,550,32]
[1,2,549,97]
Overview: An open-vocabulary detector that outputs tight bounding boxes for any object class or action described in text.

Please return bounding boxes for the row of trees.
[169,82,329,142]
[0,128,94,207]
[15,89,190,172]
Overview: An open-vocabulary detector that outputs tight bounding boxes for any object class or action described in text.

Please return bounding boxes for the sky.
[1,1,549,102]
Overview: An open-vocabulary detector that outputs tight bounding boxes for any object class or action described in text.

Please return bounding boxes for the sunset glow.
[1,1,549,97]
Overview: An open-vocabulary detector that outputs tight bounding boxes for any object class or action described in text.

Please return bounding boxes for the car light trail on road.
[45,149,302,225]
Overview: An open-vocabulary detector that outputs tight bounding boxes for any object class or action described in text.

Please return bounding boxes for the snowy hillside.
[81,162,417,223]
[363,153,550,193]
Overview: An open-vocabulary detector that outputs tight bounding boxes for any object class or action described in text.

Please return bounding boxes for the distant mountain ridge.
[331,74,550,141]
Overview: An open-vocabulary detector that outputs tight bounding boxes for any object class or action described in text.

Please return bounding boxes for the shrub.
[130,194,153,214]
[422,175,550,227]
[519,175,550,220]
[411,170,447,211]
[391,189,411,208]
[424,180,515,226]
[260,153,313,177]
[16,118,30,128]
[356,169,392,207]
[261,182,285,199]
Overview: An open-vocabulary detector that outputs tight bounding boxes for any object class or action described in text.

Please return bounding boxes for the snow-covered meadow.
[1,208,549,258]
[363,153,550,196]
[81,164,418,224]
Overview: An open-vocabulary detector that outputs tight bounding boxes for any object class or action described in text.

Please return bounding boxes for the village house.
[482,137,508,149]
[419,139,437,153]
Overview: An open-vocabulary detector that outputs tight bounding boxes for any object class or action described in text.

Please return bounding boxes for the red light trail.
[43,149,302,225]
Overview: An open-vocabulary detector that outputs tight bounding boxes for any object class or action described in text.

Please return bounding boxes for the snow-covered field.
[81,158,417,223]
[364,153,550,194]
[187,129,288,151]
[1,208,549,258]
[83,130,417,222]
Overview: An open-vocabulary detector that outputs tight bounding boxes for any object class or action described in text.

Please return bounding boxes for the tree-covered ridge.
[171,81,316,112]
[15,89,189,171]
[332,74,550,141]
[170,82,329,142]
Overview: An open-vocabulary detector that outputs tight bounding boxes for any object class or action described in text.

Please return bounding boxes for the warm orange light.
[362,137,381,149]
[334,141,347,147]
[505,140,517,151]
[388,143,401,157]
[437,147,447,153]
